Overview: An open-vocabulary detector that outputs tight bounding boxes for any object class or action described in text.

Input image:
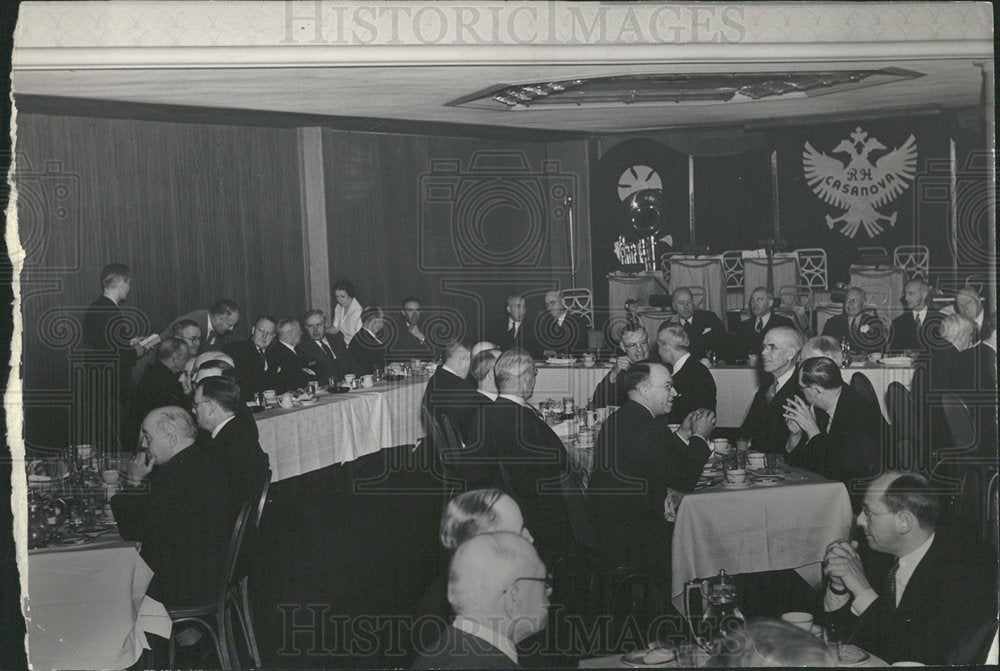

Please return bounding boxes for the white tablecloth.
[671,469,853,612]
[27,538,172,670]
[535,365,915,428]
[256,378,427,482]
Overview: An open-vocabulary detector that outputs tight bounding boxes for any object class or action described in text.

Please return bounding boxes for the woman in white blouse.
[330,278,364,345]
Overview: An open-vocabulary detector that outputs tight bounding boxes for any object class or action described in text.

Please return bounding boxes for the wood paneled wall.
[322,130,591,342]
[15,113,305,449]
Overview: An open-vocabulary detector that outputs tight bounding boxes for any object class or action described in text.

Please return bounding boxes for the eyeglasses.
[504,574,554,596]
[860,505,895,524]
[180,335,202,344]
[191,399,212,411]
[254,327,277,338]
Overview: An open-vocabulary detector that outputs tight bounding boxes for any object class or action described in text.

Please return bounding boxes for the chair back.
[850,372,879,408]
[563,288,595,329]
[253,469,271,529]
[894,245,930,282]
[720,250,745,290]
[857,246,889,266]
[796,248,828,290]
[219,486,261,604]
[986,471,998,555]
[941,393,977,453]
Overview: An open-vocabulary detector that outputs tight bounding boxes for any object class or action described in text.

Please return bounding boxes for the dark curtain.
[693,149,774,251]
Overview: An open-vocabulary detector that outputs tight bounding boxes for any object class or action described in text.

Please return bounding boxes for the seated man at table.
[887,279,943,353]
[348,305,388,374]
[486,294,540,358]
[535,290,589,356]
[656,324,716,424]
[738,326,803,454]
[664,287,725,361]
[588,363,713,575]
[591,324,650,409]
[822,471,995,665]
[412,532,549,669]
[224,315,277,401]
[822,287,887,353]
[782,357,882,503]
[132,337,191,441]
[111,407,239,607]
[728,287,796,363]
[954,285,994,343]
[423,340,475,427]
[266,318,312,393]
[462,349,576,568]
[297,308,359,383]
[193,377,269,502]
[388,295,434,361]
[800,335,845,367]
[459,348,501,439]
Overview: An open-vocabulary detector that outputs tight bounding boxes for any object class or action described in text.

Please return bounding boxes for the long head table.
[671,467,853,612]
[255,377,428,482]
[27,535,172,670]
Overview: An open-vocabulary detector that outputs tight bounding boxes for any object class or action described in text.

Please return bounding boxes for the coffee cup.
[101,469,120,484]
[263,389,277,401]
[582,353,595,367]
[711,438,730,454]
[361,374,375,388]
[725,468,748,484]
[780,612,814,631]
[576,427,595,447]
[343,374,356,385]
[278,393,294,409]
[747,451,766,469]
[868,351,883,362]
[747,354,760,367]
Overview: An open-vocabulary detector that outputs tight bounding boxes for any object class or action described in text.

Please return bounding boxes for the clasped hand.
[125,451,155,486]
[678,408,716,442]
[783,395,820,439]
[823,538,870,596]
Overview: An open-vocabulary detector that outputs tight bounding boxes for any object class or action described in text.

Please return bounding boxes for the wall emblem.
[803,127,917,238]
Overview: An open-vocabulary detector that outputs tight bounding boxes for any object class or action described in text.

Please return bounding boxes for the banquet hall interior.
[5,2,997,669]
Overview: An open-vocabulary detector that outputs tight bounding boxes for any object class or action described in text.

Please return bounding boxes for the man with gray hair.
[132,337,191,440]
[801,335,845,367]
[412,532,550,668]
[954,286,993,342]
[423,340,475,427]
[464,349,575,568]
[822,286,886,353]
[656,324,716,424]
[536,289,589,356]
[486,294,540,358]
[458,348,503,442]
[739,326,804,454]
[111,407,239,608]
[888,279,943,353]
[729,287,796,362]
[666,287,725,361]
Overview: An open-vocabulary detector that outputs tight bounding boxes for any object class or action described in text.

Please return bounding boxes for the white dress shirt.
[672,352,691,375]
[334,298,363,345]
[832,533,936,616]
[211,414,236,439]
[452,616,517,664]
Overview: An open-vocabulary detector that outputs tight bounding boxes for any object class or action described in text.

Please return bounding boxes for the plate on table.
[719,479,751,489]
[749,465,791,476]
[880,356,914,367]
[834,645,870,665]
[621,644,678,666]
[545,357,577,366]
[296,398,319,406]
[327,386,351,394]
[751,474,786,486]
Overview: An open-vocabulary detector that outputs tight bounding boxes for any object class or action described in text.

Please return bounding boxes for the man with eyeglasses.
[171,319,203,356]
[588,363,714,577]
[591,324,651,409]
[161,298,242,352]
[738,326,804,454]
[822,471,995,665]
[223,315,278,401]
[412,532,549,669]
[782,357,882,510]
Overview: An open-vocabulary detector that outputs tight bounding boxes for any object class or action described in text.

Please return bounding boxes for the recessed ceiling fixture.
[448,69,924,111]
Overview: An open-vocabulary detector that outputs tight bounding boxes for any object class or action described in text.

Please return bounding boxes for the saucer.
[621,645,678,666]
[720,480,751,489]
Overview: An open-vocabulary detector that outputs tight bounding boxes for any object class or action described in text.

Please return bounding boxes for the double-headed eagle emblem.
[803,127,917,238]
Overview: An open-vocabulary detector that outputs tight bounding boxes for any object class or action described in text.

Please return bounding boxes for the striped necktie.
[885,558,900,609]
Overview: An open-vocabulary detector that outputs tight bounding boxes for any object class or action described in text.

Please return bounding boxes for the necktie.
[258,347,268,371]
[914,313,922,330]
[509,321,518,337]
[755,318,763,333]
[684,318,691,327]
[320,339,335,359]
[206,331,217,347]
[815,408,830,433]
[765,379,779,402]
[885,559,899,609]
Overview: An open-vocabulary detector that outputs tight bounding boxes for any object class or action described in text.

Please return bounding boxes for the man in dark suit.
[888,280,943,353]
[728,287,796,362]
[486,294,540,358]
[664,287,726,361]
[462,349,575,568]
[83,263,151,449]
[423,340,475,426]
[954,286,994,344]
[738,326,803,454]
[534,290,589,356]
[347,305,388,374]
[132,337,191,436]
[656,324,716,424]
[223,315,277,400]
[822,287,888,353]
[783,357,882,503]
[588,363,714,574]
[266,318,311,392]
[458,348,501,439]
[111,407,239,608]
[296,309,359,384]
[193,377,269,504]
[387,296,434,362]
[160,299,241,351]
[823,472,995,665]
[412,532,549,669]
[590,324,650,409]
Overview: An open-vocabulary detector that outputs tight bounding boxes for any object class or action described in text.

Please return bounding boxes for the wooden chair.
[894,245,930,282]
[850,372,879,409]
[796,247,829,290]
[167,477,268,670]
[226,470,271,669]
[720,250,745,291]
[419,404,466,499]
[885,381,918,470]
